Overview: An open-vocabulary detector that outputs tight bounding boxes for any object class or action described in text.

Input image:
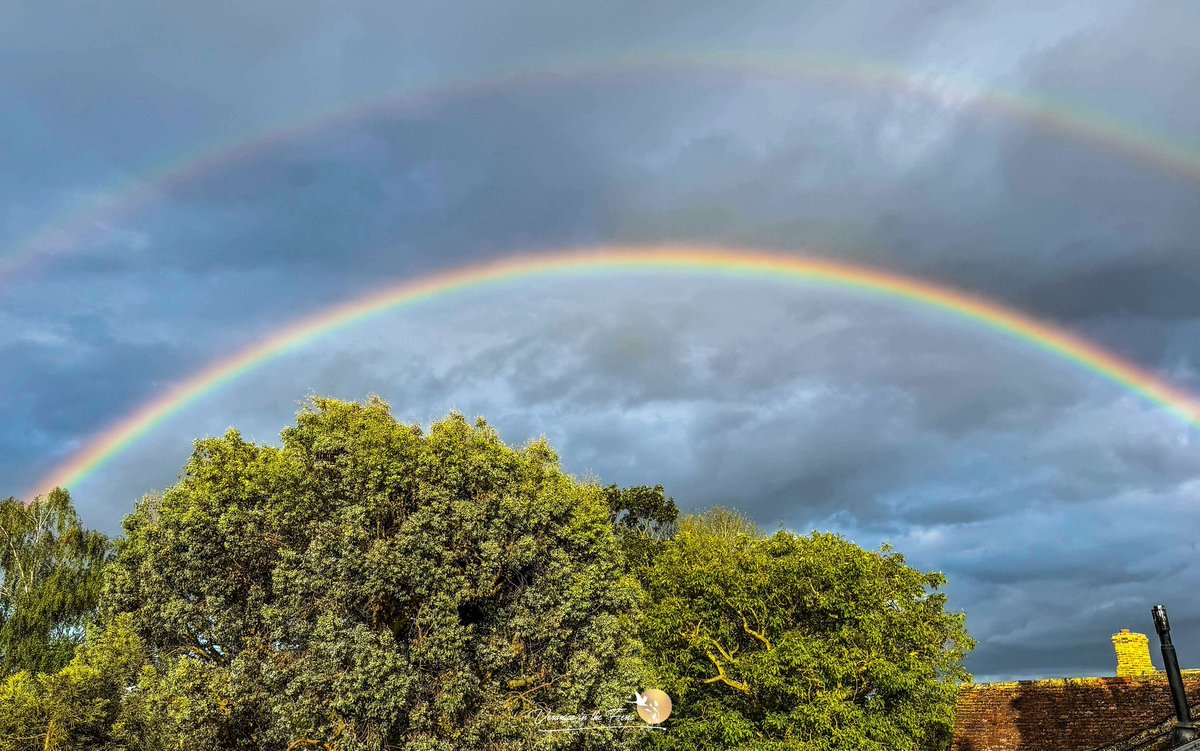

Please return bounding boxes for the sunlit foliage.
[0,400,972,750]
[103,398,644,750]
[0,489,111,677]
[636,509,973,751]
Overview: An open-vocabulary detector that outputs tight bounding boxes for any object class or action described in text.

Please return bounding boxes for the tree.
[637,509,973,751]
[0,614,146,751]
[103,398,646,750]
[601,484,678,573]
[0,489,112,677]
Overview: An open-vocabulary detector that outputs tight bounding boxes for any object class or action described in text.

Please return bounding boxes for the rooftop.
[952,628,1200,751]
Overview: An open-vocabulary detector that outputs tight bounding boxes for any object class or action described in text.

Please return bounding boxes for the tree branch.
[702,650,751,693]
[740,612,772,651]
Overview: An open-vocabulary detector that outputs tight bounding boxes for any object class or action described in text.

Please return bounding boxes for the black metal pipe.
[1153,605,1198,747]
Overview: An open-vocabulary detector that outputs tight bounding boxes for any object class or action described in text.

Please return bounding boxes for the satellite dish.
[634,689,672,724]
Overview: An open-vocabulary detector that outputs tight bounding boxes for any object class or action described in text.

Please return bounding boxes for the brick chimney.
[1113,629,1155,678]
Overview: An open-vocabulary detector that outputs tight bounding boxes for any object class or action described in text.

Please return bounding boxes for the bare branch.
[741,613,772,651]
[701,650,751,693]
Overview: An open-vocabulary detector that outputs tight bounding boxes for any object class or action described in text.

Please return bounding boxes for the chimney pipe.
[1153,605,1198,747]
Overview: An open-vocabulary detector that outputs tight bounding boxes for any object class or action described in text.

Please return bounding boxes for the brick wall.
[952,672,1200,751]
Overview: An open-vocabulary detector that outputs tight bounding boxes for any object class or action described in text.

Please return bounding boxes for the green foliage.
[103,398,645,750]
[601,484,679,573]
[0,489,112,677]
[637,509,973,751]
[0,614,146,751]
[0,400,975,749]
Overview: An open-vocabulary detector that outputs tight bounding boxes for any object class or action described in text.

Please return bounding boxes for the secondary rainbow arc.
[31,246,1200,500]
[5,54,1200,288]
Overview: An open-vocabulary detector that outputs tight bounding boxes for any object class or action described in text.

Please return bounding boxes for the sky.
[3,0,1200,682]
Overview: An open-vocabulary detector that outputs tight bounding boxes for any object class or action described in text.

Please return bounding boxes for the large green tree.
[637,509,973,751]
[0,489,111,677]
[103,398,646,750]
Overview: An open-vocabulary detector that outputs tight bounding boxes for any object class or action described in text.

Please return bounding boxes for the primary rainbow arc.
[32,246,1200,500]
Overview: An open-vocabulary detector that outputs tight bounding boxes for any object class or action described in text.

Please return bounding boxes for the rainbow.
[31,245,1200,499]
[5,54,1200,287]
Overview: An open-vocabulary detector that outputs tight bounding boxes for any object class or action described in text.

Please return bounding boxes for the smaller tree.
[0,614,146,751]
[0,489,112,677]
[638,509,973,751]
[602,484,678,572]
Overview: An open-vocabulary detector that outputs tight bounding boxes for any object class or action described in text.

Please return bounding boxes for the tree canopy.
[601,483,678,573]
[0,614,145,751]
[102,398,645,750]
[636,509,973,751]
[0,489,111,677]
[0,398,974,750]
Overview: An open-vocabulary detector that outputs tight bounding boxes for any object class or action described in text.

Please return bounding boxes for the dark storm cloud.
[31,90,629,286]
[898,2,1200,325]
[0,311,189,496]
[948,543,1200,680]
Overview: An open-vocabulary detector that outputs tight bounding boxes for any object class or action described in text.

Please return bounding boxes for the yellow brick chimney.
[1112,629,1155,677]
